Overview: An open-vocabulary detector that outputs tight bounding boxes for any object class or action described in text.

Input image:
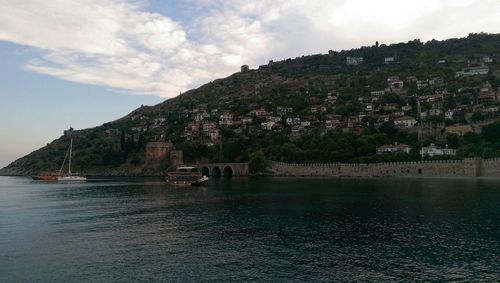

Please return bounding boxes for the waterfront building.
[420,144,457,157]
[377,143,411,154]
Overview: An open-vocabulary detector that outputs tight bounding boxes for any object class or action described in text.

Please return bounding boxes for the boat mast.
[58,145,70,176]
[68,139,73,175]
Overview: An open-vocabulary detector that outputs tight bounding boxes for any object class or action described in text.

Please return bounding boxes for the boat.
[57,139,87,183]
[165,166,209,186]
[32,171,59,181]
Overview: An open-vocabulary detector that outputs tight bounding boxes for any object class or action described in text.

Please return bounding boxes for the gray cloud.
[0,0,498,97]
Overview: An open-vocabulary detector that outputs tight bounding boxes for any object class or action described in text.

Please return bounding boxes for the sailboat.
[57,139,87,182]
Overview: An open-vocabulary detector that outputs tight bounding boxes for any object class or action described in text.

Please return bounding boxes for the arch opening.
[201,166,210,177]
[223,166,233,178]
[212,166,221,178]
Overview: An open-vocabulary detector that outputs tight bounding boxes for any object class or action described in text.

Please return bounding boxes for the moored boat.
[165,166,209,186]
[57,139,87,183]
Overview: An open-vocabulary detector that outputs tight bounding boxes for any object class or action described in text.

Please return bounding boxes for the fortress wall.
[268,159,481,178]
[482,158,500,177]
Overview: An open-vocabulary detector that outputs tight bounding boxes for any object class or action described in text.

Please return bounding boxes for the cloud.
[0,0,499,98]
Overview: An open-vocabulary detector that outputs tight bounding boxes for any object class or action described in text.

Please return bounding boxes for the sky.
[0,0,499,168]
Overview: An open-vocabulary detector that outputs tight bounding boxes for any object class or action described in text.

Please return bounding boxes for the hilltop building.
[346,56,363,66]
[241,65,250,72]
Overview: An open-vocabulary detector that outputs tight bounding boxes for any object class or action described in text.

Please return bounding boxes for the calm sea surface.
[0,176,499,282]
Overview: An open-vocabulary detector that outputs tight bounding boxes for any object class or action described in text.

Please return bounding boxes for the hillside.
[2,33,500,176]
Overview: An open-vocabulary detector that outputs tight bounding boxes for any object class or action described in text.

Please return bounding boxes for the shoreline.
[3,174,500,181]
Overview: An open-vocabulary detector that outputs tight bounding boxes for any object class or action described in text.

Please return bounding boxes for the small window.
[418,169,422,174]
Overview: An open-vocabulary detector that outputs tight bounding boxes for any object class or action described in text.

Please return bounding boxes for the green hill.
[2,33,500,176]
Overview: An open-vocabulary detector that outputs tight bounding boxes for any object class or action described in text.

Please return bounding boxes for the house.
[394,116,417,128]
[370,90,385,97]
[392,111,405,117]
[131,125,147,132]
[402,104,412,112]
[153,118,166,125]
[261,121,276,131]
[130,114,147,121]
[267,116,282,123]
[290,125,302,134]
[365,104,373,112]
[377,143,411,154]
[429,77,444,87]
[406,76,418,83]
[346,56,363,66]
[277,106,293,116]
[249,108,267,117]
[241,117,253,125]
[384,57,395,64]
[383,103,399,112]
[437,59,447,64]
[420,111,428,120]
[326,92,340,103]
[476,85,497,103]
[184,122,201,140]
[325,120,337,131]
[219,112,233,124]
[286,117,300,126]
[194,111,210,122]
[481,106,498,114]
[429,108,442,116]
[482,56,493,63]
[207,129,220,141]
[310,105,327,113]
[376,114,389,123]
[456,66,489,77]
[417,80,428,90]
[300,121,311,127]
[445,110,456,120]
[203,122,217,132]
[420,144,457,157]
[104,129,120,137]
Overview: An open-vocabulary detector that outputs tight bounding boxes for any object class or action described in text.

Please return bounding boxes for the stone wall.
[268,158,500,178]
[481,158,500,177]
[145,141,173,166]
[197,163,250,176]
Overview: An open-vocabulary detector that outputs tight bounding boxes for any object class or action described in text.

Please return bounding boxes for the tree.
[249,150,266,173]
[482,122,500,143]
[471,112,485,122]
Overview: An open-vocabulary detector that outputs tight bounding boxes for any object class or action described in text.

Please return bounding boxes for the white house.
[286,117,301,126]
[261,121,276,131]
[394,116,417,128]
[420,144,457,157]
[346,56,363,66]
[456,66,489,77]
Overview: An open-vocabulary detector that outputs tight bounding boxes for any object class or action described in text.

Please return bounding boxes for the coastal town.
[124,50,498,160]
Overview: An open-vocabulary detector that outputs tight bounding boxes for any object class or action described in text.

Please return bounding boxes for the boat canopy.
[177,167,199,172]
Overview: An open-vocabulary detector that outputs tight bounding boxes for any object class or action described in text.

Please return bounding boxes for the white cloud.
[0,0,499,98]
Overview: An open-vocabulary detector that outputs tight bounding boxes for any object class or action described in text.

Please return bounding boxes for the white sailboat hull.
[58,176,87,182]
